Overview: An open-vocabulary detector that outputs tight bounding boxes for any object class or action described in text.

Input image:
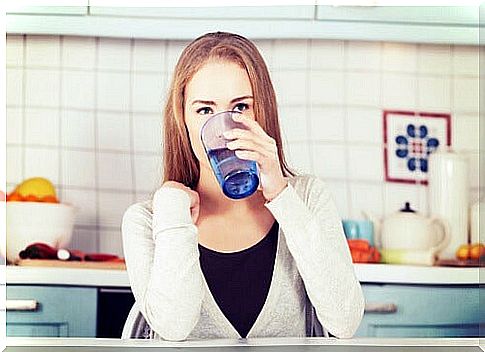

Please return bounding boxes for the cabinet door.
[7,285,97,337]
[88,5,314,20]
[316,6,478,26]
[355,284,484,338]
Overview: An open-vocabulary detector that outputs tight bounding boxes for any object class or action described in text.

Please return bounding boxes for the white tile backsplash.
[98,191,134,229]
[382,42,417,73]
[346,72,380,107]
[97,152,133,190]
[97,38,131,71]
[6,35,24,67]
[24,147,60,184]
[5,34,479,253]
[99,229,124,257]
[134,155,162,193]
[346,107,382,145]
[97,72,131,111]
[310,40,345,71]
[381,73,417,109]
[62,188,97,226]
[132,73,166,113]
[132,114,163,153]
[349,182,384,219]
[62,71,96,109]
[453,77,479,113]
[62,36,96,70]
[313,144,347,179]
[70,228,98,254]
[272,70,307,106]
[273,40,308,70]
[278,106,308,143]
[97,112,131,151]
[453,45,479,76]
[24,108,60,146]
[417,76,451,111]
[25,35,60,68]
[133,39,165,73]
[417,44,452,75]
[348,145,383,182]
[61,150,96,188]
[309,107,345,142]
[6,68,23,106]
[6,108,22,144]
[61,110,96,149]
[6,146,23,184]
[25,69,60,107]
[347,41,381,71]
[310,72,344,105]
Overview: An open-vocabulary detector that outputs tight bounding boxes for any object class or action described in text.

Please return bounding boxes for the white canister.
[428,151,469,260]
[470,201,483,244]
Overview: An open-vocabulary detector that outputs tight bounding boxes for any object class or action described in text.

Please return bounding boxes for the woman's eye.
[233,103,249,112]
[196,107,213,115]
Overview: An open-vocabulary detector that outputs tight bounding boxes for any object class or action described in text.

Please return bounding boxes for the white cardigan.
[121,174,365,341]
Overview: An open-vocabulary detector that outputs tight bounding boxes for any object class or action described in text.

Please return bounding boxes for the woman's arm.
[265,176,365,338]
[121,187,204,341]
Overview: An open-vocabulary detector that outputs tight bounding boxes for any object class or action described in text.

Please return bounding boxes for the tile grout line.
[94,37,101,253]
[378,40,386,218]
[58,36,64,202]
[342,40,352,219]
[128,38,137,205]
[21,35,27,182]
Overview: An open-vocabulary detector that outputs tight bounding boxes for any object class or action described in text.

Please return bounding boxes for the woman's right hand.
[161,181,200,224]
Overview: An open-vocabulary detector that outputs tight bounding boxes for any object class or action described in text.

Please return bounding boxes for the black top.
[198,221,279,338]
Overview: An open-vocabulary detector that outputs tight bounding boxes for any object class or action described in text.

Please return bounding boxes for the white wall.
[6,35,480,255]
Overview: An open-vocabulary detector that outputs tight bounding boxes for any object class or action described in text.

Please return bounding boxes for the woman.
[121,31,364,341]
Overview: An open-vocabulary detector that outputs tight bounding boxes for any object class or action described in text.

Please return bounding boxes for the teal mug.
[342,220,374,247]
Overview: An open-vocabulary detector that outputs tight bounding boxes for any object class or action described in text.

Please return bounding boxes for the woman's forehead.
[185,60,253,103]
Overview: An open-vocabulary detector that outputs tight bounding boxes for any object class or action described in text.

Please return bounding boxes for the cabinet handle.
[364,302,397,314]
[6,300,38,311]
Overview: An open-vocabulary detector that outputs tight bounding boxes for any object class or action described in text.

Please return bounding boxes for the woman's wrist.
[264,178,289,202]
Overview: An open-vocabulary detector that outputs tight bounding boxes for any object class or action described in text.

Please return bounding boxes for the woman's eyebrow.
[191,95,253,106]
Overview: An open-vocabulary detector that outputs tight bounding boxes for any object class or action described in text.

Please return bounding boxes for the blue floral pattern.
[395,124,440,173]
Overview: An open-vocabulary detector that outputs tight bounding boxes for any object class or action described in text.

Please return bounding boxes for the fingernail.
[223,131,231,138]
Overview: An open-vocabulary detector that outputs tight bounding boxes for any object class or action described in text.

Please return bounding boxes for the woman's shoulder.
[288,173,329,197]
[122,199,154,231]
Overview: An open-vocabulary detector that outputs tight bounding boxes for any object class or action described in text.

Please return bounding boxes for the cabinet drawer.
[7,285,97,337]
[356,284,484,337]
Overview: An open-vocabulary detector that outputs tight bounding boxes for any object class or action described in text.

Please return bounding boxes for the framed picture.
[383,110,451,185]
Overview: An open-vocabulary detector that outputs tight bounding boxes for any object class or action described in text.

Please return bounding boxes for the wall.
[6,35,480,255]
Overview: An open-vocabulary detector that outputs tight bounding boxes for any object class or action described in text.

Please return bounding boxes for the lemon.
[14,177,57,198]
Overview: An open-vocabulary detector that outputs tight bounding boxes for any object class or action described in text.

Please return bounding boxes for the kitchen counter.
[5,337,483,351]
[5,263,483,287]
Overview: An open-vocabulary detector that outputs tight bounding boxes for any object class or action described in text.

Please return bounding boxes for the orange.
[7,192,24,202]
[456,244,471,261]
[470,243,485,260]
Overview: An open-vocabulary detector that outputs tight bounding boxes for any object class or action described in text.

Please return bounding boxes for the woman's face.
[184,60,255,171]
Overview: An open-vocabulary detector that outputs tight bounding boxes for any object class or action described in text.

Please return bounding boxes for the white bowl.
[3,201,77,263]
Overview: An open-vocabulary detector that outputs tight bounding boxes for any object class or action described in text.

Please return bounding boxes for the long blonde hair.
[162,31,295,189]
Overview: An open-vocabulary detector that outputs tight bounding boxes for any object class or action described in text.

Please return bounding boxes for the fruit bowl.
[3,201,77,263]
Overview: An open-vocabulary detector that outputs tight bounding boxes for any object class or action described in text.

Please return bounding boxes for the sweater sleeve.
[121,187,204,341]
[264,176,365,338]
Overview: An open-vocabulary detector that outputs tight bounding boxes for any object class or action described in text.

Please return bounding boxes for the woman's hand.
[161,181,200,224]
[223,114,288,202]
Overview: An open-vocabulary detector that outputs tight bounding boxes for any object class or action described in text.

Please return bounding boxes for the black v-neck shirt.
[198,221,279,338]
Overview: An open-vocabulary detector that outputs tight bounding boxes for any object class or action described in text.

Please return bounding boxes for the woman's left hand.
[223,114,288,202]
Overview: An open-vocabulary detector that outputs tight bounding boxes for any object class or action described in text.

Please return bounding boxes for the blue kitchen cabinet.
[6,285,97,337]
[355,284,484,337]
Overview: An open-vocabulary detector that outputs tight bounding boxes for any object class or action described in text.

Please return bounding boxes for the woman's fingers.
[231,114,274,143]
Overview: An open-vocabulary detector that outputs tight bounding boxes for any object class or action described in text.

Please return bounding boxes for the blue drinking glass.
[200,110,260,200]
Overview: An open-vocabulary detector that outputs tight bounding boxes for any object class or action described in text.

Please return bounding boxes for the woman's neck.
[195,166,265,217]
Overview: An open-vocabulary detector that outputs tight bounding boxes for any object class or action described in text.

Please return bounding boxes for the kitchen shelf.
[6,5,481,45]
[6,263,483,287]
